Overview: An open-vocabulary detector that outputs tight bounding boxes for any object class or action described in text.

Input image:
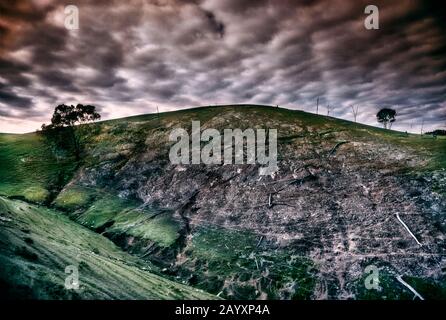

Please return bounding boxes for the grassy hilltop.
[1,105,445,299]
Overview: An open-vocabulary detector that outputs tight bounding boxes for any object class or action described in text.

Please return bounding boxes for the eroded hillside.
[1,105,445,299]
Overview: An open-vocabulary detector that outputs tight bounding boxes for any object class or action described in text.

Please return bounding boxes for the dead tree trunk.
[351,105,359,122]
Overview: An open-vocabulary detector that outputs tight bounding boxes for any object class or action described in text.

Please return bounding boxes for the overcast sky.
[0,0,445,133]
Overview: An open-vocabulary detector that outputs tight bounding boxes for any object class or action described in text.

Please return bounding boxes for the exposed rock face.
[71,106,446,299]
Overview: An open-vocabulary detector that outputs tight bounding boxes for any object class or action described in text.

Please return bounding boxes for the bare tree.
[316,97,319,115]
[326,104,332,116]
[156,105,161,125]
[351,105,359,122]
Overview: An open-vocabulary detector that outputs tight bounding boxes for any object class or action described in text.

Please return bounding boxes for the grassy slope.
[0,133,76,203]
[0,196,216,300]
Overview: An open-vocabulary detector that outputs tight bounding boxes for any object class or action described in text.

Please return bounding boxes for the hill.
[0,196,216,299]
[1,105,445,299]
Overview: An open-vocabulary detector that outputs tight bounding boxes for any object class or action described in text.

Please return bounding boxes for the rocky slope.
[1,105,445,299]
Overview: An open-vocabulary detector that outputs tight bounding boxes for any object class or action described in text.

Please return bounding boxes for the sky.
[0,0,445,133]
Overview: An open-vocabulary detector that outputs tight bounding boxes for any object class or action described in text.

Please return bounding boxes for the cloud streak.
[0,0,445,133]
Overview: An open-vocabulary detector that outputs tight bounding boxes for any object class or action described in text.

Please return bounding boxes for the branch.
[256,236,264,248]
[272,202,298,208]
[395,213,422,246]
[396,275,424,300]
[328,141,349,157]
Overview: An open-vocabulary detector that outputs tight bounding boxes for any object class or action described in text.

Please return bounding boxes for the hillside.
[1,105,445,299]
[0,196,216,299]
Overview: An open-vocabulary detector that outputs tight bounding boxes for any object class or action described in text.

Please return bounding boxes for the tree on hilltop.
[42,104,100,161]
[377,108,396,129]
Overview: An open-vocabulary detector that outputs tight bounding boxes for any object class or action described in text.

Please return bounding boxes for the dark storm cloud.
[0,58,32,88]
[0,0,445,133]
[0,82,32,108]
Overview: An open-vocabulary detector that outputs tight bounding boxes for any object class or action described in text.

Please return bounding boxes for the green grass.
[76,195,137,229]
[182,225,317,299]
[53,185,94,211]
[53,185,183,248]
[402,276,446,300]
[0,196,217,299]
[109,209,181,248]
[0,133,76,203]
[22,186,50,203]
[54,185,182,248]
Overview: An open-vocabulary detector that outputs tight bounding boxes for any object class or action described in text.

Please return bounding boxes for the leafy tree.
[42,104,100,161]
[376,108,396,129]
